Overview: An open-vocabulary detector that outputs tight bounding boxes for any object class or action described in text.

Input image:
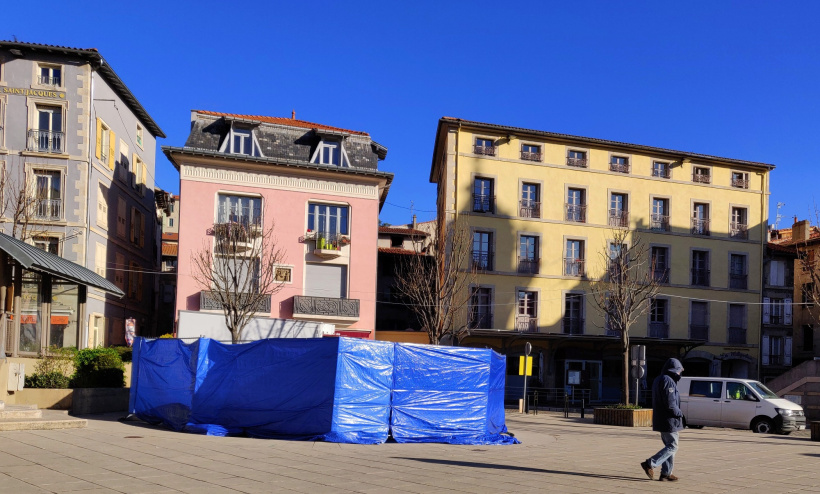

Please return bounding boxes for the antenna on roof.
[12,35,18,41]
[773,202,785,229]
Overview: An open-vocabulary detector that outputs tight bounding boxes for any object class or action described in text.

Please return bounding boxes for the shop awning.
[0,233,124,298]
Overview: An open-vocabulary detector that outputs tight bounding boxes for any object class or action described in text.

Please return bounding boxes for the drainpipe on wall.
[758,170,768,381]
[82,61,96,350]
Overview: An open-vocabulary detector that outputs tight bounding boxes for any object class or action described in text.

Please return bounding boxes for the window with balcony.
[520,182,540,218]
[608,241,627,281]
[565,188,586,222]
[651,198,670,231]
[474,138,495,156]
[691,250,710,286]
[220,125,263,157]
[567,149,588,168]
[651,246,670,283]
[521,144,541,161]
[29,105,64,153]
[518,235,539,274]
[763,297,792,326]
[729,253,748,289]
[764,335,791,366]
[652,161,670,179]
[692,202,710,236]
[37,64,61,86]
[564,239,584,277]
[728,304,747,344]
[517,290,538,332]
[33,169,62,220]
[563,293,584,334]
[731,171,749,189]
[692,166,711,184]
[690,301,709,340]
[469,287,493,329]
[730,207,748,239]
[473,177,494,213]
[307,202,348,251]
[649,298,669,338]
[610,155,630,173]
[472,231,493,271]
[609,193,628,227]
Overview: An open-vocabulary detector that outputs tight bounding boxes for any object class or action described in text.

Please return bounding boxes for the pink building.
[164,111,392,338]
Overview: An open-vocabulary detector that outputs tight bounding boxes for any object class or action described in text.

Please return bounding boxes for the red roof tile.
[194,110,369,136]
[378,247,423,256]
[378,226,428,236]
[162,233,179,241]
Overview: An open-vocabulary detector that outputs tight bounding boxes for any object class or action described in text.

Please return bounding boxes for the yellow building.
[430,117,773,403]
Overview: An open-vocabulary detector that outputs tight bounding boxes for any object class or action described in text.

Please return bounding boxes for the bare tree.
[191,214,286,343]
[395,215,476,345]
[589,228,662,405]
[2,165,47,241]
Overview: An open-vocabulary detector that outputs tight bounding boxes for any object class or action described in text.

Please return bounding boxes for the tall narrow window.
[566,188,586,222]
[473,178,494,213]
[692,203,710,236]
[690,301,709,340]
[472,231,493,271]
[651,198,670,231]
[520,183,540,218]
[519,235,538,274]
[729,254,748,289]
[691,250,710,286]
[469,287,493,328]
[730,207,748,239]
[728,304,747,344]
[136,124,144,148]
[30,105,63,153]
[33,170,61,220]
[563,294,584,334]
[651,246,670,283]
[609,193,628,227]
[517,290,538,332]
[649,299,669,338]
[564,239,584,277]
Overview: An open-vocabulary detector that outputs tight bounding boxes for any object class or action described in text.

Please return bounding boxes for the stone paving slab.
[0,411,817,493]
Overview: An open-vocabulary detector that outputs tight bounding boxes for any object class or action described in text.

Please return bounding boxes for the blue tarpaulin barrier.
[129,337,517,445]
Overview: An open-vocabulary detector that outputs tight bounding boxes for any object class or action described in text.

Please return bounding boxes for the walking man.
[641,358,684,482]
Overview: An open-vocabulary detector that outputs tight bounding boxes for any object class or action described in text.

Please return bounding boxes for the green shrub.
[604,403,645,410]
[71,347,125,388]
[112,346,133,362]
[25,371,71,389]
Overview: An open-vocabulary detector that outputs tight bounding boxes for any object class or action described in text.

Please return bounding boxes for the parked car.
[679,377,806,434]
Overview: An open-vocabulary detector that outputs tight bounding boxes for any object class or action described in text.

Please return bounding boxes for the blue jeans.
[648,431,678,476]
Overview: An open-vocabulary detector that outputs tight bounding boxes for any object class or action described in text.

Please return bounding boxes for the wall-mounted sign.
[2,87,66,99]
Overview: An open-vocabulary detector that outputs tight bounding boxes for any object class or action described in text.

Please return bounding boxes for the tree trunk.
[622,335,630,405]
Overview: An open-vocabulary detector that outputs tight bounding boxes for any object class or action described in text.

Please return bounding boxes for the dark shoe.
[659,474,679,482]
[640,461,654,480]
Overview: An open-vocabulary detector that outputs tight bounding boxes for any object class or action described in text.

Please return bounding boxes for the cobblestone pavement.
[0,411,817,493]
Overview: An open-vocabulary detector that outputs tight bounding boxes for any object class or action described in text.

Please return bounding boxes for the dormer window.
[312,140,350,167]
[219,125,263,157]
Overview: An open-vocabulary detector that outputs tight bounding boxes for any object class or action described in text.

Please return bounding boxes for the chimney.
[412,214,417,229]
[792,219,811,242]
[291,110,296,120]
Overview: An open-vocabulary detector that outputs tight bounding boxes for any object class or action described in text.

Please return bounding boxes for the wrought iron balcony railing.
[217,204,262,229]
[610,162,630,173]
[691,268,710,286]
[27,130,65,153]
[516,316,538,332]
[652,267,670,283]
[566,157,588,168]
[564,258,585,277]
[608,209,629,228]
[293,295,360,318]
[648,322,670,339]
[565,203,586,223]
[468,312,493,329]
[769,314,785,325]
[473,193,495,213]
[474,145,496,156]
[729,222,748,240]
[689,324,709,341]
[563,317,584,335]
[38,75,61,86]
[200,290,271,313]
[472,251,494,272]
[518,257,540,274]
[731,177,749,189]
[650,214,670,231]
[691,218,710,236]
[519,200,541,218]
[692,173,711,184]
[729,273,748,290]
[727,327,746,344]
[34,199,61,220]
[652,168,670,179]
[521,151,541,161]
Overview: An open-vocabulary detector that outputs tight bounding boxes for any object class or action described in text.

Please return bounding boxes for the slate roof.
[0,233,123,297]
[0,40,165,138]
[194,110,369,136]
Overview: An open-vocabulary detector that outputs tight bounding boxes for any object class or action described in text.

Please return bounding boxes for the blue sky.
[5,1,820,227]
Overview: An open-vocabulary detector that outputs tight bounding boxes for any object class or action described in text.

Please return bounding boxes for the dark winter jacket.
[651,358,684,433]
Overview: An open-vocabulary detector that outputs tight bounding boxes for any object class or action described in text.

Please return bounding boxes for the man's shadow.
[392,457,645,482]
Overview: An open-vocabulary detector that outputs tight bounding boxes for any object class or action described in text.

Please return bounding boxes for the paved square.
[0,411,817,493]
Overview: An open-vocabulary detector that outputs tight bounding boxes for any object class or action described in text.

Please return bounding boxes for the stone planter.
[594,407,653,427]
[71,388,130,415]
[14,388,73,409]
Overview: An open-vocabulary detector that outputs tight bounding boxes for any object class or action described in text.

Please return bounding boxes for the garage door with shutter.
[305,263,347,298]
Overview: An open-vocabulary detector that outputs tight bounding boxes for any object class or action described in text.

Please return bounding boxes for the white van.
[679,377,806,434]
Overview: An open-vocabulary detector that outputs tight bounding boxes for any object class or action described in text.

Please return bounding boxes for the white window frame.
[219,124,263,157]
[99,120,111,164]
[96,182,109,229]
[27,165,65,221]
[33,63,64,89]
[95,242,107,278]
[307,202,350,235]
[136,123,144,149]
[310,139,350,167]
[32,235,60,255]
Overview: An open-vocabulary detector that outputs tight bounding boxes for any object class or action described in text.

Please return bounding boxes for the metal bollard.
[564,393,569,418]
[581,398,585,419]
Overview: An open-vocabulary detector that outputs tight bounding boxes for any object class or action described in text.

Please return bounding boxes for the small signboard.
[568,370,581,385]
[518,356,533,376]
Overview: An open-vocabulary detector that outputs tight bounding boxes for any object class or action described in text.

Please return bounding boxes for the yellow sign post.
[518,355,532,376]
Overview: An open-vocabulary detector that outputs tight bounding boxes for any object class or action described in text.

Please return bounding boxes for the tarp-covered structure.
[129,337,517,445]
